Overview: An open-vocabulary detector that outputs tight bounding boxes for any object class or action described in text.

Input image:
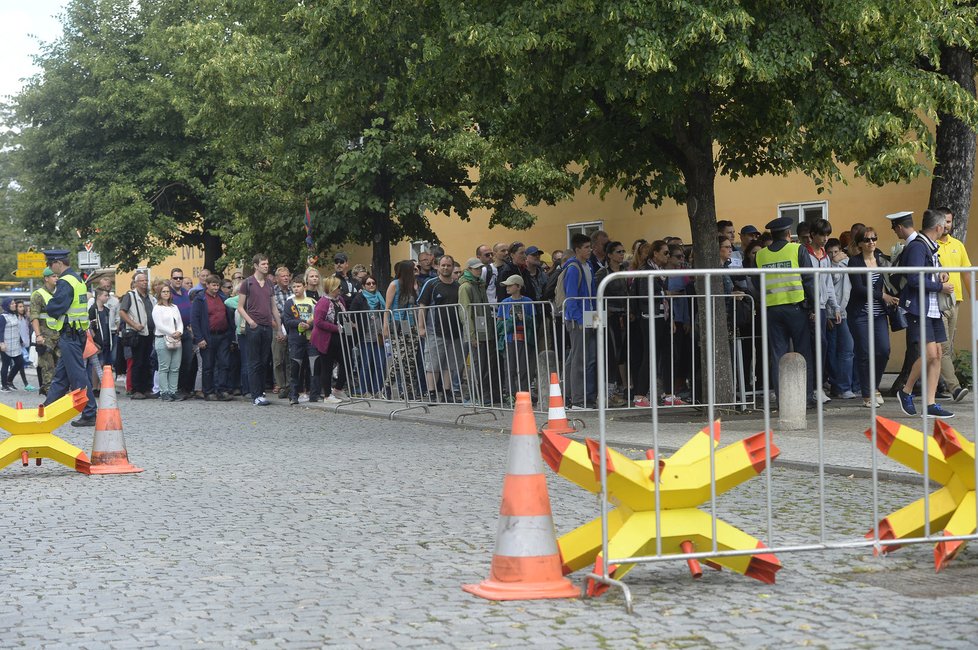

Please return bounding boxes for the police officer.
[41,250,98,427]
[29,267,61,395]
[754,217,816,405]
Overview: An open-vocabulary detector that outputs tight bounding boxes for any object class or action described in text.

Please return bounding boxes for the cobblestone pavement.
[1,389,977,648]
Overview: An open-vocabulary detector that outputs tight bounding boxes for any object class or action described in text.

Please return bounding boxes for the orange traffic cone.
[85,366,143,475]
[82,332,99,360]
[541,373,576,435]
[463,392,580,601]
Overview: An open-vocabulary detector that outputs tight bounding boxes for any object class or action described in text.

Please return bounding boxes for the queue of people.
[14,208,971,426]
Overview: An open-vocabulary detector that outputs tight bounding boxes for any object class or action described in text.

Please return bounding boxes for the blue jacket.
[191,290,233,345]
[562,259,595,324]
[897,234,943,316]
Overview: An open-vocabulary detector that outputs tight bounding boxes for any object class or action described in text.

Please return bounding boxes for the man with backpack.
[562,234,597,408]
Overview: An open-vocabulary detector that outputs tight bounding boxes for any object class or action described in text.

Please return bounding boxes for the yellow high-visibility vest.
[49,274,90,332]
[756,243,804,306]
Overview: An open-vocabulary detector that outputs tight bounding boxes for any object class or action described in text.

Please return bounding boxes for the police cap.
[765,217,794,233]
[42,249,70,262]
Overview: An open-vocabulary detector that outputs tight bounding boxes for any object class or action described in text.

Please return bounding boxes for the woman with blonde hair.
[152,283,184,402]
[312,276,347,403]
[304,267,324,302]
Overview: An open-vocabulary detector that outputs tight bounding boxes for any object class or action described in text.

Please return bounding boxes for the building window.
[778,201,828,232]
[566,221,603,248]
[410,241,431,261]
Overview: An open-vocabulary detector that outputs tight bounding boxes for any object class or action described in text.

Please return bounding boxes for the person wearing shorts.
[896,209,956,419]
[417,255,465,403]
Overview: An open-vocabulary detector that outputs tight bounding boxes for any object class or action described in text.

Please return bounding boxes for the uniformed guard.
[754,217,816,405]
[29,267,62,395]
[41,250,98,427]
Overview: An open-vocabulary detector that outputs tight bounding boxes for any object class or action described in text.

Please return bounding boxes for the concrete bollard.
[536,350,559,406]
[778,352,807,430]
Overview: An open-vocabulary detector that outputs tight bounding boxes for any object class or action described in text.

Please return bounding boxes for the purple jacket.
[311,296,342,354]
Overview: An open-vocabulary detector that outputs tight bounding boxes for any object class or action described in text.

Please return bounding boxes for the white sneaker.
[817,389,832,404]
[325,395,343,404]
[297,393,309,403]
[253,395,270,406]
[839,390,857,399]
[332,389,349,401]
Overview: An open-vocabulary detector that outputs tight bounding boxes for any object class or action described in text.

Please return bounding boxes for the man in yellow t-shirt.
[936,206,971,402]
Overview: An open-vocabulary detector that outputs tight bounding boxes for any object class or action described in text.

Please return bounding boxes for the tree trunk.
[371,209,393,288]
[201,228,223,276]
[674,97,735,406]
[929,45,976,240]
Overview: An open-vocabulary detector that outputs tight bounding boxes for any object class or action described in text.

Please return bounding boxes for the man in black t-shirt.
[417,255,464,403]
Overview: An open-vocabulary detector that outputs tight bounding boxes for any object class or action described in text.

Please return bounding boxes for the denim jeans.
[245,324,272,399]
[826,318,854,393]
[200,331,231,395]
[357,342,386,394]
[848,310,890,398]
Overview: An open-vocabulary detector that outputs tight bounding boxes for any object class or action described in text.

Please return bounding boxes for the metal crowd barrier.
[561,293,757,411]
[586,265,978,612]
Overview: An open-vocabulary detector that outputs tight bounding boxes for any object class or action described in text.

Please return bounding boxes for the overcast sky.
[0,0,66,102]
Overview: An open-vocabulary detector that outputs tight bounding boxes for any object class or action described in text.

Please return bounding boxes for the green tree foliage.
[10,0,229,272]
[173,0,575,283]
[417,0,978,401]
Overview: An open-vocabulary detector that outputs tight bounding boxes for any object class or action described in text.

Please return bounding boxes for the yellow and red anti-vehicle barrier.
[541,420,781,594]
[867,416,977,571]
[0,390,91,473]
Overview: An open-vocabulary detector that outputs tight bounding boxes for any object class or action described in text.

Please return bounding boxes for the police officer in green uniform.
[754,217,816,405]
[29,267,61,395]
[41,250,97,426]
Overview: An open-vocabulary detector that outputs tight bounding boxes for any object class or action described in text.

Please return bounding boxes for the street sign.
[78,251,101,270]
[15,252,46,279]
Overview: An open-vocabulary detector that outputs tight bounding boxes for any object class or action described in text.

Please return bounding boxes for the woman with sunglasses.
[847,227,899,408]
[349,275,387,399]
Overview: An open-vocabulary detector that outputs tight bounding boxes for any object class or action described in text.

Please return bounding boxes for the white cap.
[884,211,914,222]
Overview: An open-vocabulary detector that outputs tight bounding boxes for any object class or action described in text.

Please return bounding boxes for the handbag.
[886,305,907,332]
[164,313,181,350]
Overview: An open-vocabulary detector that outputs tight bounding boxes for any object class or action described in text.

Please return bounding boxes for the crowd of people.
[13,205,971,427]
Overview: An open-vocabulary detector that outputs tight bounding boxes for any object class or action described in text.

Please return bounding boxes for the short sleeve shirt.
[418,279,461,338]
[239,275,275,327]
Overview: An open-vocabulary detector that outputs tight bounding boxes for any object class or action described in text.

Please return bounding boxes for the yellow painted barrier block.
[540,431,599,494]
[866,416,954,485]
[666,420,721,466]
[933,420,976,490]
[544,419,781,591]
[0,390,91,474]
[870,416,977,571]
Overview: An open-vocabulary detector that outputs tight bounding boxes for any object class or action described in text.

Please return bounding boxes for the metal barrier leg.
[582,572,633,614]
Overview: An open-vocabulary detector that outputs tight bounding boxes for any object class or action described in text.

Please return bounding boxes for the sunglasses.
[863,237,878,242]
[365,281,376,286]
[172,276,183,281]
